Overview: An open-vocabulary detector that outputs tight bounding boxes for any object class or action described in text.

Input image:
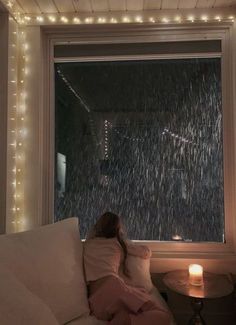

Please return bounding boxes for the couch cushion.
[65,315,106,325]
[0,218,90,324]
[0,267,59,325]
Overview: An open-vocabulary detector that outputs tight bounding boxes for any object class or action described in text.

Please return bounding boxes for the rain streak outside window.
[55,58,224,242]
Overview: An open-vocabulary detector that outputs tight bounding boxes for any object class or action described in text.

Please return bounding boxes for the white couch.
[0,218,173,325]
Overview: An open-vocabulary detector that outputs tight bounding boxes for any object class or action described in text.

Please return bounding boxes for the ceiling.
[3,0,236,15]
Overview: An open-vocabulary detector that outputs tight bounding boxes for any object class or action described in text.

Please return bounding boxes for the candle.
[172,234,183,241]
[189,264,203,286]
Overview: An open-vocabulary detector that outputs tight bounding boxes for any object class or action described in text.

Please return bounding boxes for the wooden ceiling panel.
[214,0,236,6]
[11,1,25,13]
[36,0,58,13]
[196,0,215,8]
[72,0,92,12]
[17,0,41,13]
[53,0,75,12]
[144,0,162,10]
[161,0,179,9]
[108,0,126,11]
[126,0,144,11]
[178,0,198,8]
[91,0,109,12]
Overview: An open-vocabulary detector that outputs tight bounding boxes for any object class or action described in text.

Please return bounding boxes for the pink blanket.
[89,276,172,325]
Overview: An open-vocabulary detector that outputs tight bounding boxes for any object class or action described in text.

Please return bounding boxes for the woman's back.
[84,237,122,283]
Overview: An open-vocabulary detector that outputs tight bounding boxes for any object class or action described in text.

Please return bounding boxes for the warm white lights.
[98,17,106,23]
[8,22,28,232]
[201,15,208,22]
[4,10,235,26]
[187,15,195,22]
[85,17,93,24]
[48,15,56,22]
[73,17,80,24]
[135,16,143,23]
[36,16,44,22]
[174,16,181,22]
[162,17,169,23]
[122,16,130,23]
[110,17,117,23]
[149,17,155,23]
[7,1,13,8]
[61,16,68,23]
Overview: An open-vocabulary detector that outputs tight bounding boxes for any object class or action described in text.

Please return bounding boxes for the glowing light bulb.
[162,17,169,23]
[215,16,221,21]
[122,16,130,23]
[135,16,143,23]
[174,16,181,22]
[201,15,208,22]
[48,16,56,22]
[85,17,93,23]
[149,17,155,23]
[188,16,195,22]
[7,1,13,8]
[98,17,106,23]
[36,16,44,22]
[110,18,117,23]
[73,17,80,23]
[61,16,68,23]
[24,16,31,21]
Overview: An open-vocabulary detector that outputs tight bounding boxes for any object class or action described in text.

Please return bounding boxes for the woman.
[83,211,172,325]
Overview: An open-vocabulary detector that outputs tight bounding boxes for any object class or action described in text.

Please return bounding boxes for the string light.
[36,16,44,22]
[162,17,169,23]
[187,16,195,22]
[73,17,80,24]
[4,11,234,26]
[57,69,90,113]
[8,23,28,232]
[61,16,68,23]
[201,15,208,22]
[48,15,56,22]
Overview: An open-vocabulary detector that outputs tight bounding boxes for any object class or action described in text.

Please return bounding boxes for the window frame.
[41,23,236,266]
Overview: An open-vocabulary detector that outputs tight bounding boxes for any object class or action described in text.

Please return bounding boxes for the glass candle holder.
[189,264,203,286]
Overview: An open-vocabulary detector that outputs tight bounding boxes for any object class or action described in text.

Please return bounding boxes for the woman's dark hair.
[88,211,130,277]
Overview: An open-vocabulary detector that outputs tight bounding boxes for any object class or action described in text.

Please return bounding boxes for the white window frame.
[41,23,236,271]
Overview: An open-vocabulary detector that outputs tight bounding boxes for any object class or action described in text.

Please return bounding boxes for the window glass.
[55,58,224,242]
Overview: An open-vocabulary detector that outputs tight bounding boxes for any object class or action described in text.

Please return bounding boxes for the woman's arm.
[125,240,152,259]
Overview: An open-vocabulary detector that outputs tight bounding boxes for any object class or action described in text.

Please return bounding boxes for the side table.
[163,270,233,325]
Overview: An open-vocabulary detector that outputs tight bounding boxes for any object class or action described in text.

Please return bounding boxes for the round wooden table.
[163,270,234,325]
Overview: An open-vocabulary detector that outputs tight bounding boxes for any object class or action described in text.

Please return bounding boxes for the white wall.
[23,26,43,230]
[4,21,236,273]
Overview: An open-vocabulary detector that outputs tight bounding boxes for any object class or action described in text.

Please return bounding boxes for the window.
[54,56,224,242]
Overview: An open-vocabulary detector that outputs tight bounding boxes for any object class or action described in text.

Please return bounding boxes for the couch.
[0,218,173,324]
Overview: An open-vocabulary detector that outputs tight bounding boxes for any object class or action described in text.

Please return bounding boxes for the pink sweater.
[83,237,151,282]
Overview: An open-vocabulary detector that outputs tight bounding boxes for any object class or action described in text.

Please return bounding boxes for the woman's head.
[88,211,130,277]
[92,211,123,239]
